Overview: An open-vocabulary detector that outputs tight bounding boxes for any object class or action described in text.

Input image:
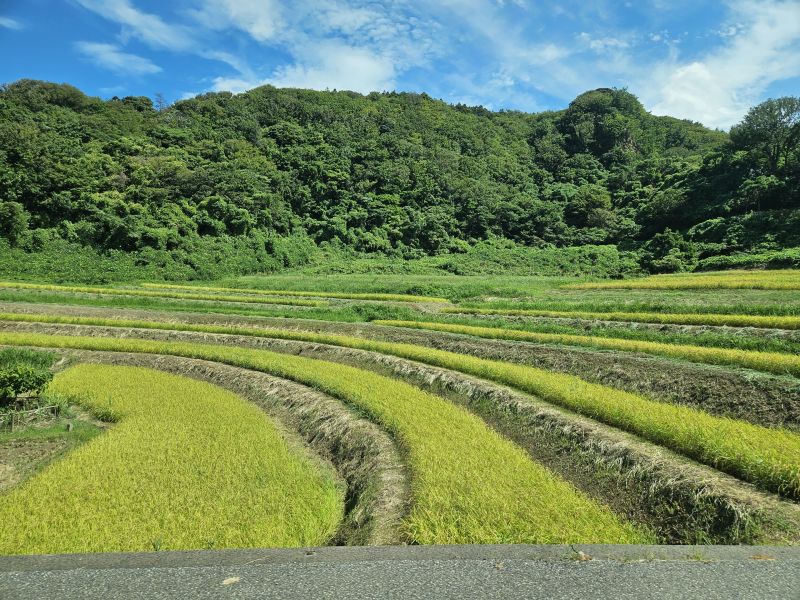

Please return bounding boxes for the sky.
[1,0,798,129]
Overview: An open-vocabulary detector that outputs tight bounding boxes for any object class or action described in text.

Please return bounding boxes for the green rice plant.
[0,281,325,308]
[0,365,343,555]
[141,283,449,303]
[1,314,798,498]
[371,320,800,377]
[442,306,800,330]
[0,331,645,545]
[564,270,800,290]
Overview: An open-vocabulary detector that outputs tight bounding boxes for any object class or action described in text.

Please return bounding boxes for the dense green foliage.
[0,80,797,279]
[0,348,54,406]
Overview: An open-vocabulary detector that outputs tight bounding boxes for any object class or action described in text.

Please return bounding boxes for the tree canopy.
[1,80,797,276]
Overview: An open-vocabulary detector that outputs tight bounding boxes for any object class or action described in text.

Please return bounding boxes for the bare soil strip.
[0,438,70,495]
[48,349,409,547]
[6,322,799,544]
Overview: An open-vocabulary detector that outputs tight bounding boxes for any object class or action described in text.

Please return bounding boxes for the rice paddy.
[0,365,343,554]
[141,283,449,303]
[0,269,798,553]
[565,270,800,290]
[442,306,800,329]
[372,320,800,377]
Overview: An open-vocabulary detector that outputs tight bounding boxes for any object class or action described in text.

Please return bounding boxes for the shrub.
[0,366,53,406]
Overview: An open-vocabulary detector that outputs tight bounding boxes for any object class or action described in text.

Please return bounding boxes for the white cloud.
[75,0,194,50]
[0,16,22,29]
[268,43,396,93]
[578,32,629,51]
[211,41,396,95]
[75,41,162,75]
[199,1,440,96]
[189,0,282,42]
[645,0,800,128]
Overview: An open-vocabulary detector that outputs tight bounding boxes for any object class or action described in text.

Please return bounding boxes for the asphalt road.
[0,544,798,600]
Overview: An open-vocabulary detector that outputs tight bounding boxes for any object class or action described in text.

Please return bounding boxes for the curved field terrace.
[1,271,799,554]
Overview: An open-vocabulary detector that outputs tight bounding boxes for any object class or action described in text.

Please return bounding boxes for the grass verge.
[0,332,645,545]
[0,365,344,554]
[373,320,800,377]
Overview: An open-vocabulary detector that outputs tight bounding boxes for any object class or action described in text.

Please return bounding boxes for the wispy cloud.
[64,0,800,127]
[0,16,23,30]
[188,0,283,43]
[75,0,194,50]
[75,41,162,75]
[203,1,443,95]
[644,0,800,128]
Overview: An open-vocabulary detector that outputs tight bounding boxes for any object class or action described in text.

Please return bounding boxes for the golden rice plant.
[563,269,800,290]
[373,320,800,377]
[0,331,646,545]
[0,281,325,307]
[0,316,797,499]
[0,365,343,555]
[441,306,800,330]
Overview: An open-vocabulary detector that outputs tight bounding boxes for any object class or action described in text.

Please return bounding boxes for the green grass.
[565,270,800,290]
[141,283,449,303]
[0,332,645,545]
[0,282,326,308]
[1,314,797,499]
[0,347,56,370]
[225,273,579,301]
[0,365,344,555]
[373,320,800,377]
[443,306,800,330]
[0,417,100,445]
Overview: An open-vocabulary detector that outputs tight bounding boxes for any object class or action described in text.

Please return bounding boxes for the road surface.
[1,544,798,599]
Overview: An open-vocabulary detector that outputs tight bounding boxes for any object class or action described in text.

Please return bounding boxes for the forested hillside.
[0,80,798,281]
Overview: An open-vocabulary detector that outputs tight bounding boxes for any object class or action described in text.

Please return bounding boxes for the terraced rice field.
[0,270,798,554]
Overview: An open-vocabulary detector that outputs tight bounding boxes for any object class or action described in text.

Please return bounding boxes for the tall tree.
[730,97,800,172]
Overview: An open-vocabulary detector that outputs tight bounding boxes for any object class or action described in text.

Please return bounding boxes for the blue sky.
[1,0,798,129]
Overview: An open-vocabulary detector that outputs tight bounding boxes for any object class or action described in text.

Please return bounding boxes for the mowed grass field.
[0,269,799,552]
